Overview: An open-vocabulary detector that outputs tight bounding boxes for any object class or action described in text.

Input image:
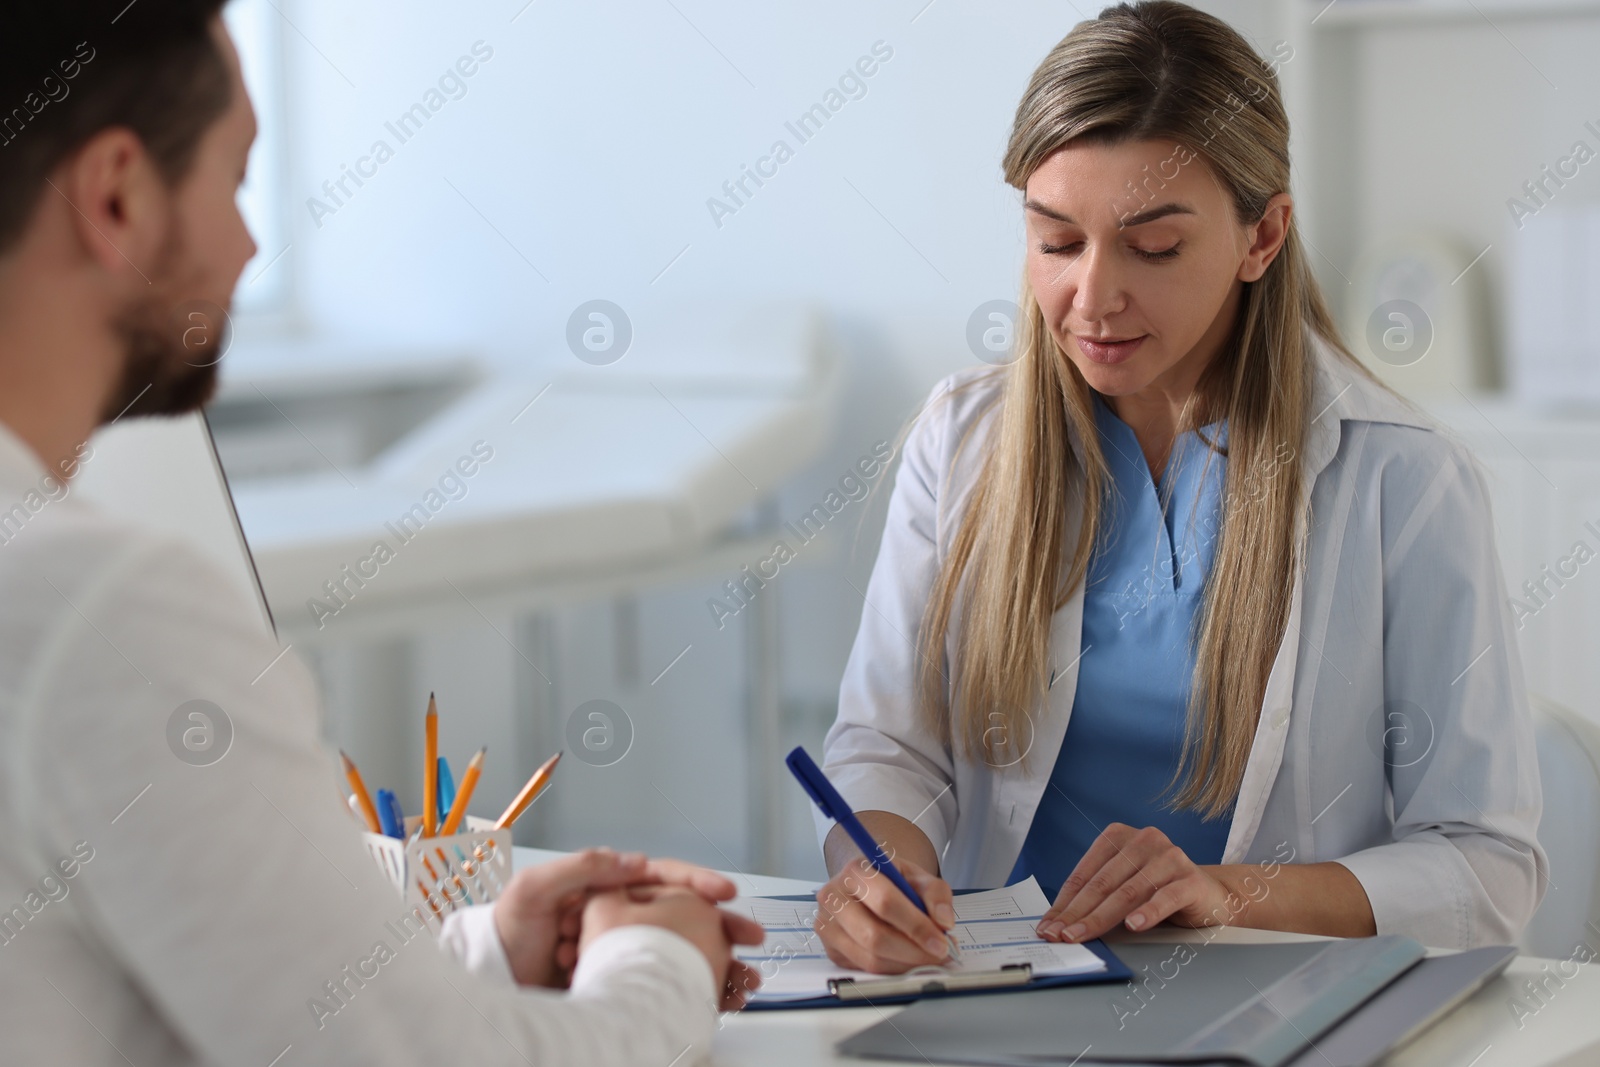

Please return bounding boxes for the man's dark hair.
[0,0,231,253]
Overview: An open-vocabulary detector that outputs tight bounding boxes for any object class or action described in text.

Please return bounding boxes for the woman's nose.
[1072,245,1127,323]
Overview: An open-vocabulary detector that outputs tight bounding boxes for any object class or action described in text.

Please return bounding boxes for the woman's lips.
[1075,334,1146,365]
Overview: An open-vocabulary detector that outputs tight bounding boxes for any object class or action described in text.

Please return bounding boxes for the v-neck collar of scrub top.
[1088,391,1228,597]
[1033,343,1433,868]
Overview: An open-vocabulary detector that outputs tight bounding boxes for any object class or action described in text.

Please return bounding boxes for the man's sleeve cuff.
[572,924,717,1005]
[437,903,517,986]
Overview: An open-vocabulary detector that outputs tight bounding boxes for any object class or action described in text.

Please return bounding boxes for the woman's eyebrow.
[1024,198,1198,228]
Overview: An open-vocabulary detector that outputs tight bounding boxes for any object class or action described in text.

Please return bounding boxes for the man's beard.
[99,236,227,423]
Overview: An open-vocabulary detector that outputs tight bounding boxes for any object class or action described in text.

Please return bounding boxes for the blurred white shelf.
[223,307,839,634]
[217,338,482,403]
[1311,0,1600,27]
[1418,393,1600,729]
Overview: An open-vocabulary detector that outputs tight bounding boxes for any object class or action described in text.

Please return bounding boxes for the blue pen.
[375,789,406,840]
[437,757,456,826]
[785,745,960,962]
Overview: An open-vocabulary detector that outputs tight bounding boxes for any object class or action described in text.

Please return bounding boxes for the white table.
[513,847,1600,1066]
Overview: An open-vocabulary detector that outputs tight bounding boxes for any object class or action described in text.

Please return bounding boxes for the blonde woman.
[813,0,1546,974]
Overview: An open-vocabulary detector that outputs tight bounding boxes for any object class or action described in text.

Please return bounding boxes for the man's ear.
[54,128,170,282]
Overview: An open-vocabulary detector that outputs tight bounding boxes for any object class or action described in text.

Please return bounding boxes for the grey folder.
[1279,945,1517,1067]
[838,935,1502,1067]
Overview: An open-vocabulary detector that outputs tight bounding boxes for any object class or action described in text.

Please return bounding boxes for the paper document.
[727,875,1106,1002]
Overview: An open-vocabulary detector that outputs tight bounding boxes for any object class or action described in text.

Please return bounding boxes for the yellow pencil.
[440,746,486,836]
[340,750,382,834]
[495,751,563,830]
[423,693,438,838]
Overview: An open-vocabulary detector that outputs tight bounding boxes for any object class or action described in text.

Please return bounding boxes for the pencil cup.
[361,815,513,931]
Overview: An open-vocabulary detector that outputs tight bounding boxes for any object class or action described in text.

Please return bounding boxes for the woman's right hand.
[813,856,957,973]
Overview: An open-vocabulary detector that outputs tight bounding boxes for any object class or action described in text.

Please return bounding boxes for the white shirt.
[819,335,1548,949]
[0,424,719,1065]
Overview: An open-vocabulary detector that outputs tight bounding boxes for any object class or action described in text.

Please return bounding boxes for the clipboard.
[740,892,1133,1011]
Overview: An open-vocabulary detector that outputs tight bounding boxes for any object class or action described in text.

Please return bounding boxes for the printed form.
[727,875,1107,1002]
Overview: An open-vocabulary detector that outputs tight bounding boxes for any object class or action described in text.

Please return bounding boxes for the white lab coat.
[0,423,719,1066]
[819,333,1548,949]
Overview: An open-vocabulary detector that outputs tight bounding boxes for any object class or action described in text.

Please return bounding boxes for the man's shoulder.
[0,496,315,765]
[0,499,147,600]
[0,498,258,651]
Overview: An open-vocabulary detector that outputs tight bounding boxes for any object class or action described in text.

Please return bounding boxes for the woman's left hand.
[1036,823,1231,943]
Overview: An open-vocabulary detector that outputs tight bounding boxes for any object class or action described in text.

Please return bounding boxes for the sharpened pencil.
[439,746,486,836]
[423,693,438,838]
[495,751,562,830]
[340,750,382,834]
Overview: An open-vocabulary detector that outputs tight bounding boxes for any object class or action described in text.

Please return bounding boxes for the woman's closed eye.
[1037,240,1183,262]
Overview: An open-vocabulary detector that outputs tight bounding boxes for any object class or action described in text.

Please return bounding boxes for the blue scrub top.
[1009,393,1234,896]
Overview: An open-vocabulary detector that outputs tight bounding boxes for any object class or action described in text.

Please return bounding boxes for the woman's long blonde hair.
[918,1,1361,818]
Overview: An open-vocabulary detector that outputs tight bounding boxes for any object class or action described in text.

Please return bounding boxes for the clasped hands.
[491,847,765,1009]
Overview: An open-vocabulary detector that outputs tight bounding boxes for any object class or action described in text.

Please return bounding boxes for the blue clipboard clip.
[738,911,1132,1011]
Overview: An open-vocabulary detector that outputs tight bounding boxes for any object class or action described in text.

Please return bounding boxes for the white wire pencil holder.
[361,815,512,931]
